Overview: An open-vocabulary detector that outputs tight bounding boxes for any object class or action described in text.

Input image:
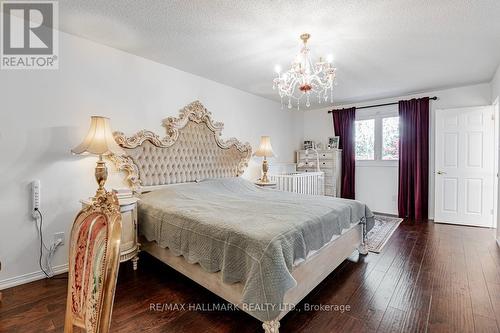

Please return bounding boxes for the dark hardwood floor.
[1,220,500,332]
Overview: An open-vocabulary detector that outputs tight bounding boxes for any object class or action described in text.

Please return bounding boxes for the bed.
[109,101,374,333]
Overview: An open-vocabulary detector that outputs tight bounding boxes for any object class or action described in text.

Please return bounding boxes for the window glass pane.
[382,117,399,160]
[355,119,375,160]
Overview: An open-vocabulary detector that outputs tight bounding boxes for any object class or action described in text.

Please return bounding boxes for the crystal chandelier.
[273,33,336,110]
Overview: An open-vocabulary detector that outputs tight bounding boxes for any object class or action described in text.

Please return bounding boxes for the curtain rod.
[327,96,438,113]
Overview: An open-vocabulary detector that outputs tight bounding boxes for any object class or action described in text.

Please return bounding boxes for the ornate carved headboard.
[110,101,252,191]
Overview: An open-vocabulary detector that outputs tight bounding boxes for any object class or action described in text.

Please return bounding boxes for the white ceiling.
[59,0,500,107]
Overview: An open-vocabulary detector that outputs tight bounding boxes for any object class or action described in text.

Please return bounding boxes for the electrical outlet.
[54,232,65,245]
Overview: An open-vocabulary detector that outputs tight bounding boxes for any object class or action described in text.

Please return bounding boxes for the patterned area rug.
[366,215,403,253]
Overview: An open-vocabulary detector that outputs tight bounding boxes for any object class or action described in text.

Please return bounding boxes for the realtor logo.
[1,1,58,69]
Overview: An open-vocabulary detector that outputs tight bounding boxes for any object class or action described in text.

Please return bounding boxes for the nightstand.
[254,181,278,189]
[81,196,140,270]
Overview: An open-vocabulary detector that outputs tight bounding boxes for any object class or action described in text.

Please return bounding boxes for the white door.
[435,106,495,227]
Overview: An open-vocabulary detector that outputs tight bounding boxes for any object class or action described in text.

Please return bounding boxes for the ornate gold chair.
[64,192,122,333]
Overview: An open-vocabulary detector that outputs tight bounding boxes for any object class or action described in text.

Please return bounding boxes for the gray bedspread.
[138,177,374,321]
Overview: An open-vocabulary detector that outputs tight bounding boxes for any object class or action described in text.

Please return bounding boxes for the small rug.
[366,215,403,253]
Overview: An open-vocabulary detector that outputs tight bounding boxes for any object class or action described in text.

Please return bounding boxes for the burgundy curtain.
[332,107,356,199]
[398,97,429,220]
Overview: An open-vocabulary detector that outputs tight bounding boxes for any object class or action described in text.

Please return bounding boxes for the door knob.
[437,171,447,175]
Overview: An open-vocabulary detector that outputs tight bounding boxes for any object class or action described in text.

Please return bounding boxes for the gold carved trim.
[109,100,252,191]
[64,190,122,333]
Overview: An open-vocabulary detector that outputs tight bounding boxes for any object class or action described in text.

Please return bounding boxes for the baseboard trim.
[0,264,68,290]
[372,211,399,217]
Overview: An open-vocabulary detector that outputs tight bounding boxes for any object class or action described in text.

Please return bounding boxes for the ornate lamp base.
[95,155,108,196]
[261,158,270,183]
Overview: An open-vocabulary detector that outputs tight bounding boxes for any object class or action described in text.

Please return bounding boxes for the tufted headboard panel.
[109,101,252,191]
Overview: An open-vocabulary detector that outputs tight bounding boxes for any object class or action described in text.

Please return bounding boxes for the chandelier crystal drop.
[273,33,337,110]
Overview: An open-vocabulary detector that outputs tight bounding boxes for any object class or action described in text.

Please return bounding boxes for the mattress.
[138,177,374,321]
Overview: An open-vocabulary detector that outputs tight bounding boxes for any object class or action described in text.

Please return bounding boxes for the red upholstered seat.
[64,192,122,333]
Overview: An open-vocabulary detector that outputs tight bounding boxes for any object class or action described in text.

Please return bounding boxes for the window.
[355,115,399,162]
[382,117,399,160]
[355,119,375,160]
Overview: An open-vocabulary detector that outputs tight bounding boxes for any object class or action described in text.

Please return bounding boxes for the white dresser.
[296,149,342,197]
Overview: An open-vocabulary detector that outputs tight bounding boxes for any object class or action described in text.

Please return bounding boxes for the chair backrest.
[64,191,122,333]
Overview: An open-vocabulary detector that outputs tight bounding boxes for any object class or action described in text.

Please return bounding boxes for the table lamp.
[72,116,122,196]
[254,136,276,183]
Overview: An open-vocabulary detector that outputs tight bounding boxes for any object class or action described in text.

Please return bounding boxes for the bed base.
[141,223,365,332]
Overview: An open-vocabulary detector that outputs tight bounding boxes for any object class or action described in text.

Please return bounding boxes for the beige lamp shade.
[71,116,122,156]
[254,136,276,158]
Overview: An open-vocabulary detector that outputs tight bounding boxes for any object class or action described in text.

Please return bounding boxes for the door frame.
[494,97,499,230]
[434,105,498,228]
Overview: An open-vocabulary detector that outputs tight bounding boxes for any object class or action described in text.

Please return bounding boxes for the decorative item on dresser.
[303,140,314,150]
[81,195,140,270]
[296,148,342,196]
[328,136,339,149]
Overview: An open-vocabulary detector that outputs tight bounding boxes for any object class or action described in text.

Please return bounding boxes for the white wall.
[0,30,300,287]
[492,66,500,103]
[299,83,492,216]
